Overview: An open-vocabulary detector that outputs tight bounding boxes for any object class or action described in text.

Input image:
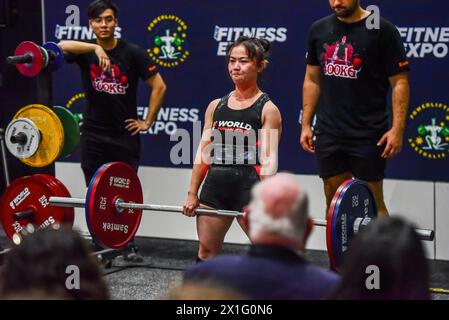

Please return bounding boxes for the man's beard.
[333,1,359,18]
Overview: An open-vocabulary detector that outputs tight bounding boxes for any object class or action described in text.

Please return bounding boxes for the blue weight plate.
[43,42,64,71]
[326,179,377,271]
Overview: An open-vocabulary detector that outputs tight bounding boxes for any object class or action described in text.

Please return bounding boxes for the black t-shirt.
[66,39,158,136]
[306,14,410,139]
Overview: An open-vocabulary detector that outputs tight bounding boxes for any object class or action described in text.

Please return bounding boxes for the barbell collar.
[415,228,434,241]
[353,217,372,234]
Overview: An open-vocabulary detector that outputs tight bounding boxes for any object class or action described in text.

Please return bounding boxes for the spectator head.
[0,226,110,300]
[246,173,312,252]
[330,216,430,300]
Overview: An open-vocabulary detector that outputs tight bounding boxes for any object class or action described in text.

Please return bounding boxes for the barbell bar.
[20,194,435,242]
[47,194,433,241]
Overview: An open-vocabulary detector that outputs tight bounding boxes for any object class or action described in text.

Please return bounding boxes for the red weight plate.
[0,175,69,244]
[25,174,69,229]
[34,174,75,227]
[14,41,44,77]
[41,174,75,225]
[85,162,143,249]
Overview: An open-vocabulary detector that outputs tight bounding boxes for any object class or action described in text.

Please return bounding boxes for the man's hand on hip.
[125,119,152,136]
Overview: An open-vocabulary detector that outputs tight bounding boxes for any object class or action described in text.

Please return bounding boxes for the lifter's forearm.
[58,40,99,54]
[188,138,211,195]
[188,163,208,196]
[391,78,410,133]
[302,80,320,129]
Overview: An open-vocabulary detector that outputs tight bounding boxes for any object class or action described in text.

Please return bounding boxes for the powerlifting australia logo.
[408,102,449,160]
[146,14,190,68]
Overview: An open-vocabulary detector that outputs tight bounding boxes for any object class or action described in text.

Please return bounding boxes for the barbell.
[0,162,435,271]
[5,104,81,167]
[6,41,64,77]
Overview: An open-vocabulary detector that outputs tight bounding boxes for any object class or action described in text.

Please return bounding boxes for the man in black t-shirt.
[60,0,166,184]
[59,0,166,261]
[300,0,410,217]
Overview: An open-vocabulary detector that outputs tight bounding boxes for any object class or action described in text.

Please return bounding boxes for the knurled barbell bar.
[0,162,434,271]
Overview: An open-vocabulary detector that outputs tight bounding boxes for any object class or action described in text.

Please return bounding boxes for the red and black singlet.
[210,92,270,167]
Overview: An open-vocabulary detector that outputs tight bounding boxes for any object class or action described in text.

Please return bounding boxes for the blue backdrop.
[44,0,449,182]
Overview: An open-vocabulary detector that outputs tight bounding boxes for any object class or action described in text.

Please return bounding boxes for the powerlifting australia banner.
[44,0,449,182]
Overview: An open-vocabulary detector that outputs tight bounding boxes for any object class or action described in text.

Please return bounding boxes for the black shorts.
[80,130,140,186]
[199,165,260,212]
[315,132,386,181]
